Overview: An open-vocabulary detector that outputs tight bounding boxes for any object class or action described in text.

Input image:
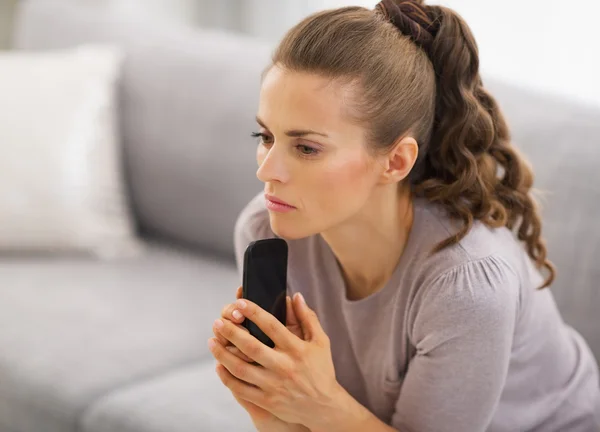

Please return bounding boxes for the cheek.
[322,157,373,194]
[307,156,375,215]
[268,155,376,239]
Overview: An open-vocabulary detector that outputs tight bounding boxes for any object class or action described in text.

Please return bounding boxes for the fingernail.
[214,319,224,329]
[236,299,247,309]
[296,293,306,304]
[232,310,243,320]
[208,338,216,350]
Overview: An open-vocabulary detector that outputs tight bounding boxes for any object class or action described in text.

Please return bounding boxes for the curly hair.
[267,0,555,289]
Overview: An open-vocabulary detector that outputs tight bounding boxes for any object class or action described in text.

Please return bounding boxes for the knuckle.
[280,362,296,381]
[245,341,263,359]
[248,308,259,321]
[291,342,308,359]
[262,392,279,410]
[267,319,281,336]
[232,362,247,380]
[221,322,236,339]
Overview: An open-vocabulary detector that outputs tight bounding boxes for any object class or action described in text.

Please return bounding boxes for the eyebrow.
[255,116,329,138]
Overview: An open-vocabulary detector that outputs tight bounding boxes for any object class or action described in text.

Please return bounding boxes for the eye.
[296,144,319,156]
[250,131,273,145]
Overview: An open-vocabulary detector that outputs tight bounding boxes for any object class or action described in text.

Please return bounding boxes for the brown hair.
[267,0,555,289]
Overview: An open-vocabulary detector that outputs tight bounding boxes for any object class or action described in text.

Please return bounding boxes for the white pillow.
[0,45,141,258]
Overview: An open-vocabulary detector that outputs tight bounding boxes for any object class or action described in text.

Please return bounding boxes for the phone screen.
[243,240,288,348]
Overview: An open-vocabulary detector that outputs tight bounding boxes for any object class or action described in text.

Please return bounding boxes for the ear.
[378,136,419,184]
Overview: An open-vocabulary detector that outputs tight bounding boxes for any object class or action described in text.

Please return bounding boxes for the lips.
[265,194,295,208]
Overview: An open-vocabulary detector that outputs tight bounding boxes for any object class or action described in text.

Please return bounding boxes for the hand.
[215,286,252,363]
[216,286,305,363]
[214,288,310,432]
[209,292,342,430]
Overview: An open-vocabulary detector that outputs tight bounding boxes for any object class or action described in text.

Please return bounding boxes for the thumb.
[293,293,326,343]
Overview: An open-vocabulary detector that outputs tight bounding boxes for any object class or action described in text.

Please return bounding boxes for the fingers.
[209,337,278,389]
[221,303,245,324]
[213,286,248,352]
[217,298,246,348]
[292,293,328,345]
[213,313,291,375]
[217,290,247,346]
[234,299,300,353]
[226,344,254,363]
[214,362,265,402]
[214,319,249,347]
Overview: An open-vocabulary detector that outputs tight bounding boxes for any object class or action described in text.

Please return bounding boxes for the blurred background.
[1,0,599,106]
[0,1,598,432]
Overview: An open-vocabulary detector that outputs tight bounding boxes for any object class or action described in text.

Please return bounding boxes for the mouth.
[265,194,296,212]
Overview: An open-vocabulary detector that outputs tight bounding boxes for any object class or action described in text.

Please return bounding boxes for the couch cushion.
[0,243,241,432]
[487,80,600,362]
[12,0,269,258]
[81,361,255,432]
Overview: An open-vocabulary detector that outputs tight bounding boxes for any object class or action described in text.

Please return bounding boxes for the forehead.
[258,66,355,128]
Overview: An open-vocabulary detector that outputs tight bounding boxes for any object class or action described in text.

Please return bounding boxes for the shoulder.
[407,197,525,287]
[408,254,520,353]
[405,200,522,342]
[414,198,520,269]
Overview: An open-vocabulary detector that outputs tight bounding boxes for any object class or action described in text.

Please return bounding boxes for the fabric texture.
[0,241,241,432]
[235,191,600,432]
[0,44,140,258]
[12,0,270,258]
[80,362,255,432]
[486,79,600,361]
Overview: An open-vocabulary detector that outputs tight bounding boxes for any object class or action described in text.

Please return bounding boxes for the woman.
[207,1,600,431]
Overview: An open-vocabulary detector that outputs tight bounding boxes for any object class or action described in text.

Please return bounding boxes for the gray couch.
[1,1,598,432]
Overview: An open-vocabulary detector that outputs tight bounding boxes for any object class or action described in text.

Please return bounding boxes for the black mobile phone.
[242,238,288,349]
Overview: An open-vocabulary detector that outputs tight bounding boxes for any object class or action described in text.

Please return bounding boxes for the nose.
[256,143,290,184]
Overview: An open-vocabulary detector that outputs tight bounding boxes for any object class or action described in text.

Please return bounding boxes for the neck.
[320,183,414,301]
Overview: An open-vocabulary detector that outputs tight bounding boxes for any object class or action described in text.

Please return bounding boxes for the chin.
[268,214,314,241]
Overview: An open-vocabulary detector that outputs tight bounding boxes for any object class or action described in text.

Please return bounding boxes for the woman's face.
[255,65,386,240]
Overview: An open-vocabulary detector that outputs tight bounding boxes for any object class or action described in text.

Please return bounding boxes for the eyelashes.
[250,132,320,157]
[250,131,271,143]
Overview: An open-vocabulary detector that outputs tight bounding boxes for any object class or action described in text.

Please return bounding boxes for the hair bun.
[375,0,440,55]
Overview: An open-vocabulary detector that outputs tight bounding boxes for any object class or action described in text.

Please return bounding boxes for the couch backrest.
[487,80,600,361]
[12,0,270,258]
[13,1,600,360]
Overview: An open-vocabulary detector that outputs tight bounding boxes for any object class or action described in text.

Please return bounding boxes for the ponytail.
[414,4,556,289]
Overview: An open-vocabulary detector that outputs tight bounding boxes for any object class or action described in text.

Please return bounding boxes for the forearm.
[253,422,310,432]
[309,385,398,432]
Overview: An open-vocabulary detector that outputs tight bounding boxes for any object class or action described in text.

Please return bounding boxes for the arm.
[311,386,400,432]
[390,256,518,431]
